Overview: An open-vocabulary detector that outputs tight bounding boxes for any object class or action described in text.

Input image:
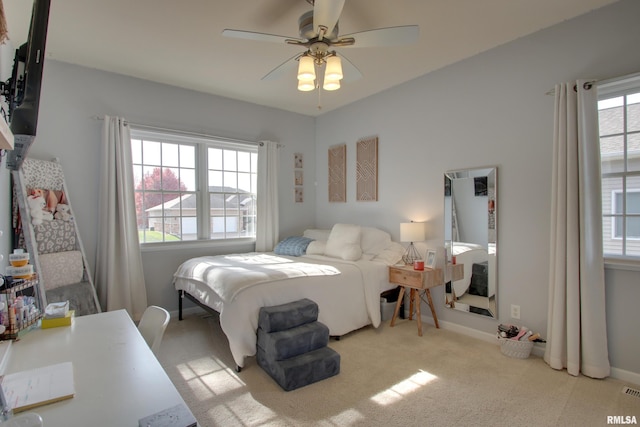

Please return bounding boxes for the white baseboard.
[434,318,547,356]
[610,367,640,386]
[421,315,639,386]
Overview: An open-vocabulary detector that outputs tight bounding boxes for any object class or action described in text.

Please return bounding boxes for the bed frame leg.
[236,365,242,373]
[179,290,183,321]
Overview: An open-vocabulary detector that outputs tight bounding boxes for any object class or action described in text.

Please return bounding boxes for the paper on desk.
[1,361,75,413]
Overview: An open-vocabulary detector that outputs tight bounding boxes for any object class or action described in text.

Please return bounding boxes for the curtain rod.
[545,80,597,96]
[91,115,267,147]
[545,71,640,96]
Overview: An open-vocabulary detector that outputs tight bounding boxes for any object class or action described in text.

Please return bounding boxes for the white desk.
[2,310,192,427]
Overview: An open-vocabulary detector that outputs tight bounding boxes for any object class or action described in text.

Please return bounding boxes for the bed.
[173,224,405,369]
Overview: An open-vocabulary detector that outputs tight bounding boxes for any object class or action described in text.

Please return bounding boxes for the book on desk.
[138,403,197,427]
[1,361,75,413]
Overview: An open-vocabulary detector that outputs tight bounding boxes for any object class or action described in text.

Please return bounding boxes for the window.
[612,191,640,239]
[599,74,640,258]
[131,128,258,244]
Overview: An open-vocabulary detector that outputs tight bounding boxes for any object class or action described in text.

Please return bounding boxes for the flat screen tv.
[4,0,51,170]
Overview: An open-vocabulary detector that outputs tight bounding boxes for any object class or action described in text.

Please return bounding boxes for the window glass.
[131,129,257,244]
[600,135,624,174]
[627,93,640,132]
[599,76,640,258]
[206,145,257,240]
[628,132,640,173]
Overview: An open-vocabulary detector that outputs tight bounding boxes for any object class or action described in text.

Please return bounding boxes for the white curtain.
[545,81,610,378]
[255,141,280,251]
[95,116,148,320]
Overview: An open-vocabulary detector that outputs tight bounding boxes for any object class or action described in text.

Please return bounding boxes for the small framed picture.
[425,249,437,269]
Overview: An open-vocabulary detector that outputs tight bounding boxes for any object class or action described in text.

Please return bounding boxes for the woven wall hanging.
[356,136,378,201]
[328,144,346,202]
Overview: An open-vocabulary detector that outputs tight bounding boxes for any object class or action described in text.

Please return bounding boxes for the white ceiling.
[4,0,619,117]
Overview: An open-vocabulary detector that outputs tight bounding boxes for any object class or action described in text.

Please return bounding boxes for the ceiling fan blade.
[337,53,362,83]
[222,29,303,45]
[313,0,345,38]
[340,25,419,48]
[261,53,302,81]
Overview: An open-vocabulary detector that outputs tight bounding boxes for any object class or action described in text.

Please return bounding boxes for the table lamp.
[400,221,426,265]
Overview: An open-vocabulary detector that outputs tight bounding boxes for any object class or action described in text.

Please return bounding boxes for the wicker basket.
[499,338,534,359]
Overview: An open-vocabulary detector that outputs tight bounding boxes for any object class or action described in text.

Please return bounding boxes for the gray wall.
[0,0,638,382]
[314,0,640,379]
[26,61,317,313]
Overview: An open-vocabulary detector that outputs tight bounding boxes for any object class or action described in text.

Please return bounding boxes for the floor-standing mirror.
[444,167,497,318]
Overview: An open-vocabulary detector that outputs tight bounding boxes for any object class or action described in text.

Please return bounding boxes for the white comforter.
[174,253,341,302]
[174,253,393,368]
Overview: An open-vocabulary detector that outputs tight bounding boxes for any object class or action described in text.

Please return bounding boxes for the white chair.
[138,306,170,355]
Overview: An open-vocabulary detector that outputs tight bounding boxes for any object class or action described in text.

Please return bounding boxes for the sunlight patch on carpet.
[329,408,366,425]
[176,356,245,401]
[211,393,278,426]
[176,356,226,379]
[370,370,438,406]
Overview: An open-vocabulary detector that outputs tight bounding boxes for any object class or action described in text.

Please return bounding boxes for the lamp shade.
[400,222,426,242]
[324,55,343,80]
[297,55,316,81]
[323,78,340,91]
[297,80,316,91]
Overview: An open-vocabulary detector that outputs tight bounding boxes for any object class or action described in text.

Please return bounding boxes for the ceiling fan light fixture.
[297,55,316,81]
[323,78,341,91]
[223,4,420,104]
[298,80,316,91]
[324,55,343,81]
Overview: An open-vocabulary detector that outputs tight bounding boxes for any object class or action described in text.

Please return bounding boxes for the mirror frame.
[444,167,498,318]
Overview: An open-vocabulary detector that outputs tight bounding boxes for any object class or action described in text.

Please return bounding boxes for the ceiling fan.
[222,0,419,92]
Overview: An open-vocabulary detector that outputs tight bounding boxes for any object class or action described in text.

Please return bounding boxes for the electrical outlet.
[511,304,521,319]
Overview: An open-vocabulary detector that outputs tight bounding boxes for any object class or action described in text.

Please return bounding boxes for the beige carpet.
[157,312,639,427]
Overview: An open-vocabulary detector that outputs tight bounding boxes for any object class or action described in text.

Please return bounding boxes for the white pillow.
[324,223,362,261]
[306,240,326,255]
[360,227,392,256]
[372,242,406,265]
[303,229,332,241]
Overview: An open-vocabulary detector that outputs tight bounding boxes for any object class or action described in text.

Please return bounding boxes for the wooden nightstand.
[388,265,444,336]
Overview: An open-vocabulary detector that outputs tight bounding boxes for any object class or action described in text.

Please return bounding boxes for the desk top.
[3,310,190,427]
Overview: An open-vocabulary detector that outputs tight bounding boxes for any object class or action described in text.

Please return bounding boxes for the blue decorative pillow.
[274,236,314,256]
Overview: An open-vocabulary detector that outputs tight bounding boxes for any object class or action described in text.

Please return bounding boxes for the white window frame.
[130,127,258,247]
[598,72,640,267]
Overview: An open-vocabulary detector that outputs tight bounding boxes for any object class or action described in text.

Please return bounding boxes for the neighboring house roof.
[146,194,192,212]
[145,186,254,212]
